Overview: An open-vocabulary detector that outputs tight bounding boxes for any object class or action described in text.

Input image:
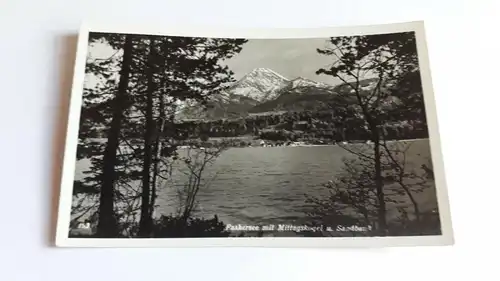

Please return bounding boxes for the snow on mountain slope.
[228,68,290,102]
[290,77,333,89]
[175,68,340,120]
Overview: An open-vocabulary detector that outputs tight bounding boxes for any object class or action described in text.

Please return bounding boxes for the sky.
[86,37,346,88]
[223,38,342,85]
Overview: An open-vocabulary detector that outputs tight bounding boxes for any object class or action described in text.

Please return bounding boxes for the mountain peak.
[290,76,333,89]
[230,68,290,102]
[246,68,289,81]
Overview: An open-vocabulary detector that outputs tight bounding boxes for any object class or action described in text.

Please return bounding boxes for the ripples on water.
[74,140,435,227]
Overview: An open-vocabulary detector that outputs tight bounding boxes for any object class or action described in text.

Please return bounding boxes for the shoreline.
[177,138,428,149]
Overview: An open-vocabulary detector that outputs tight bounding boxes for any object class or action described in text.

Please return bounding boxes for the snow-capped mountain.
[228,68,290,102]
[176,68,339,120]
[289,77,333,89]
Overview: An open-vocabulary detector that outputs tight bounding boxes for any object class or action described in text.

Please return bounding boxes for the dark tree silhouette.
[313,32,425,235]
[72,32,247,238]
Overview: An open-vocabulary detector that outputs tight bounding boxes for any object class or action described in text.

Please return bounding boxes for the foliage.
[151,215,230,238]
[69,214,230,238]
[305,31,438,235]
[305,141,439,236]
[72,32,247,237]
[166,106,428,144]
[173,142,232,220]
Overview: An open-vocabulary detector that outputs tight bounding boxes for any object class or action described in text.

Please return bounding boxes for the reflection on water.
[74,140,436,226]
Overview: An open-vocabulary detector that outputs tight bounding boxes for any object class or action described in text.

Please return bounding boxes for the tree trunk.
[407,191,420,224]
[373,135,387,235]
[96,35,133,238]
[381,139,422,230]
[150,96,166,219]
[353,82,388,236]
[138,39,156,237]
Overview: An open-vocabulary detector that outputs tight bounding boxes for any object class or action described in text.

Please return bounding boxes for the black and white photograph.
[55,22,453,247]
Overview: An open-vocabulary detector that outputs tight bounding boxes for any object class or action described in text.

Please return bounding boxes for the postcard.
[55,21,454,247]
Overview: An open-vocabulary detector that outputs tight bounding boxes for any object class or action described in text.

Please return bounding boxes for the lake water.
[74,139,437,227]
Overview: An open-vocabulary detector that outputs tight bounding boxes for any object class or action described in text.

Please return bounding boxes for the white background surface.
[0,0,498,280]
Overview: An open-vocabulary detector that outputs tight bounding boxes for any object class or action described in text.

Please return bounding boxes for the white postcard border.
[55,20,454,248]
